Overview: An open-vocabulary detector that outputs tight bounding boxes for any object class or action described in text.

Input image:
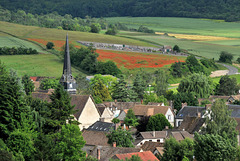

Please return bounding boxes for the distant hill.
[0,0,240,22]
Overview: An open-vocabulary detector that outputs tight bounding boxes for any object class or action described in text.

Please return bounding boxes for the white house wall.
[78,97,100,130]
[165,108,175,127]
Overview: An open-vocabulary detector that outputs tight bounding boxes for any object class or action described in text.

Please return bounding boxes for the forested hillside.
[1,0,240,21]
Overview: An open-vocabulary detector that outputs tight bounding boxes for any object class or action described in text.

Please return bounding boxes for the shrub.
[46,42,54,49]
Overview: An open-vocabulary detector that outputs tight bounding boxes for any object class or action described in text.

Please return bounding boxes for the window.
[178,121,182,126]
[168,115,171,120]
[157,140,160,142]
[149,140,152,142]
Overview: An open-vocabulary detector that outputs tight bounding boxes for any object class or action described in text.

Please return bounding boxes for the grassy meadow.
[0,54,82,78]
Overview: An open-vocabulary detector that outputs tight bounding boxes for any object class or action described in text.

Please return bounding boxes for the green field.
[0,54,83,77]
[106,17,240,38]
[0,36,47,53]
[0,21,155,47]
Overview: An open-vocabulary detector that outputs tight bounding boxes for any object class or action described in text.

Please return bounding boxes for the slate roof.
[132,105,172,116]
[169,131,194,141]
[141,141,163,152]
[140,131,167,139]
[82,130,109,146]
[176,106,206,119]
[178,116,205,134]
[31,92,98,120]
[112,151,159,161]
[87,121,115,132]
[228,105,240,118]
[89,146,140,161]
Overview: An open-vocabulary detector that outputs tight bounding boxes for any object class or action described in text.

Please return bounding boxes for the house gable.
[78,96,100,130]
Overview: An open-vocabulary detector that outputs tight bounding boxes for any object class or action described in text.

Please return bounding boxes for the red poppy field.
[28,38,186,69]
[96,49,185,69]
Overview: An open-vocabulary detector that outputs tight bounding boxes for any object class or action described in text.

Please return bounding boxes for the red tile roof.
[30,76,38,81]
[132,105,172,116]
[113,151,159,161]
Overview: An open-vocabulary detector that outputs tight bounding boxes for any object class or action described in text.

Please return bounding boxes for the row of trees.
[0,62,86,160]
[0,47,38,55]
[1,0,240,21]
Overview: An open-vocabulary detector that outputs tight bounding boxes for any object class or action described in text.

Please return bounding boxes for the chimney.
[197,112,201,118]
[97,147,101,160]
[182,103,187,108]
[100,118,105,122]
[165,126,169,130]
[152,131,155,137]
[115,99,117,103]
[113,142,116,147]
[141,99,143,104]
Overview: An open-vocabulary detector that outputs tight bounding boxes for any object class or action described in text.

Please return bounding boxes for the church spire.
[60,34,77,94]
[63,33,72,76]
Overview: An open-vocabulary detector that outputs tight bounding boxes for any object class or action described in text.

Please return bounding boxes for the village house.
[132,105,175,126]
[88,146,141,161]
[228,95,240,104]
[111,151,159,161]
[177,116,205,134]
[135,129,193,147]
[97,104,115,123]
[32,93,101,130]
[87,121,116,132]
[175,106,208,127]
[82,130,109,154]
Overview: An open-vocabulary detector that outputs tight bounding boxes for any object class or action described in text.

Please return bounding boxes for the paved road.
[220,63,238,75]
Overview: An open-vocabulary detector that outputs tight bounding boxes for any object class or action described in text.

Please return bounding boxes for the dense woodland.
[1,0,240,21]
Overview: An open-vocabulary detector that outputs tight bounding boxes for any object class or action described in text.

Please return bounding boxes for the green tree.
[40,78,59,90]
[219,51,233,64]
[106,128,134,147]
[154,70,168,96]
[124,109,138,127]
[194,133,237,161]
[46,42,54,49]
[237,57,240,64]
[92,78,111,102]
[161,137,194,161]
[201,99,238,145]
[90,23,101,33]
[21,74,34,95]
[215,75,239,95]
[173,92,199,112]
[53,124,86,161]
[143,93,167,105]
[0,64,32,140]
[132,73,145,100]
[178,73,213,98]
[75,75,91,95]
[44,84,75,133]
[111,76,130,102]
[169,62,189,78]
[6,130,35,160]
[136,116,150,132]
[185,55,205,74]
[112,118,120,124]
[97,61,121,76]
[173,45,180,52]
[146,114,172,131]
[105,25,118,35]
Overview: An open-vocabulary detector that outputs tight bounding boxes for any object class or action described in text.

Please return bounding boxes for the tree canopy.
[146,114,172,131]
[215,75,239,96]
[106,128,134,147]
[178,73,213,98]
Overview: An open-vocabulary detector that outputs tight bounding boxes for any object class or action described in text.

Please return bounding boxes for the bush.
[0,47,38,55]
[137,25,154,33]
[46,42,54,49]
[90,23,101,33]
[219,51,233,64]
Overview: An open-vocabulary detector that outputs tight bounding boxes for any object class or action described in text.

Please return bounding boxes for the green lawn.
[0,54,83,77]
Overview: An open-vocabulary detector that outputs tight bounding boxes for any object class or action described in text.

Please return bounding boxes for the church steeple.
[60,34,77,94]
